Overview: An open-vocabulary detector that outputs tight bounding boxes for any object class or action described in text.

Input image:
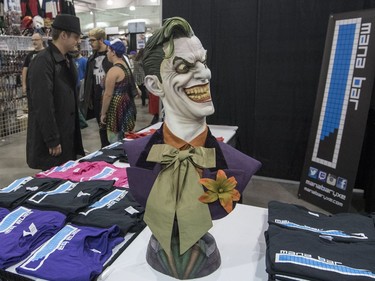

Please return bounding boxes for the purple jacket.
[124,125,262,220]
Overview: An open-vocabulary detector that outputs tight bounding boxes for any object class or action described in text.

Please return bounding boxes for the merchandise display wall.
[163,0,375,180]
[0,36,32,142]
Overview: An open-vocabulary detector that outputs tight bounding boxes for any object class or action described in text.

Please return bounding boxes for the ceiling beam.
[74,0,96,5]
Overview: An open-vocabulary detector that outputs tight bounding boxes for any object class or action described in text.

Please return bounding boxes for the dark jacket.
[124,125,262,220]
[26,43,84,170]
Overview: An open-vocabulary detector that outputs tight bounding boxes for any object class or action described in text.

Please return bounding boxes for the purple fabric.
[124,125,262,220]
[0,207,66,269]
[16,224,124,281]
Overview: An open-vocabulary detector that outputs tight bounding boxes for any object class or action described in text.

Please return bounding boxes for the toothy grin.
[184,84,211,103]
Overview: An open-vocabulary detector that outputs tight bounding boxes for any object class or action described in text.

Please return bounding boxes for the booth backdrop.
[163,0,375,181]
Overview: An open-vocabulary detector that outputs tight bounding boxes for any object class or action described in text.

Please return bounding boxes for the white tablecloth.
[98,204,268,281]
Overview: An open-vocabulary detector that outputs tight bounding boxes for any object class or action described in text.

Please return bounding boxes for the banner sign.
[299,9,375,213]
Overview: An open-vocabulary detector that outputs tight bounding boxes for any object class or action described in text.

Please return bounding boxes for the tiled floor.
[0,97,365,215]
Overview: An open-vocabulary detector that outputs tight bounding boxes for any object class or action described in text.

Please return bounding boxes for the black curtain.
[163,0,375,180]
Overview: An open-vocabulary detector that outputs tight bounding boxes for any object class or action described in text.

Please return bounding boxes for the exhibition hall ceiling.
[75,0,161,33]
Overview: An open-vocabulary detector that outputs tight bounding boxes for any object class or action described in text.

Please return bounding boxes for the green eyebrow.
[173,56,195,67]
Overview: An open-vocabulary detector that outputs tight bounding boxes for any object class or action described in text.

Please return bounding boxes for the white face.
[88,36,101,52]
[160,36,214,120]
[31,34,43,50]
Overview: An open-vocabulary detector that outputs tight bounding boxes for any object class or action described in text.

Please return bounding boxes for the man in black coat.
[26,14,84,170]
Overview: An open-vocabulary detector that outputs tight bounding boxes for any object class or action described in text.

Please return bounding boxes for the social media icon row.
[308,167,347,190]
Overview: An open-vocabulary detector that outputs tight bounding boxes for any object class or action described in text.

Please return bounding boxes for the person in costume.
[124,17,261,279]
[100,39,137,143]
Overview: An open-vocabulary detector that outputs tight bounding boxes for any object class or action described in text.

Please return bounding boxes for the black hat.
[52,14,81,35]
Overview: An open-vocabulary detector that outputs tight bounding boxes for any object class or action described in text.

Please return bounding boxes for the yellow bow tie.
[144,144,216,255]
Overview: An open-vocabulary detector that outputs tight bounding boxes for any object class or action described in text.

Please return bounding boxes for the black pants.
[138,84,148,106]
[93,91,110,148]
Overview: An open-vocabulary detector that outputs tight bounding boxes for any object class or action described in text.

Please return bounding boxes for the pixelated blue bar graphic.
[320,23,356,140]
[276,254,375,278]
[22,225,77,270]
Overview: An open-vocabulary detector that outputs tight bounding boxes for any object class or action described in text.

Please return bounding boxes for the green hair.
[143,17,194,82]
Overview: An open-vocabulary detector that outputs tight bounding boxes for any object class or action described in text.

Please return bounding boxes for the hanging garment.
[4,0,21,13]
[20,0,40,17]
[60,0,75,15]
[42,0,59,19]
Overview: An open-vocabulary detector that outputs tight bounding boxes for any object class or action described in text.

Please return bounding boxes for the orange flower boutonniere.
[198,169,240,213]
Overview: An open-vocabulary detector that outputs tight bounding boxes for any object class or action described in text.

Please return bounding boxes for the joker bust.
[124,17,261,279]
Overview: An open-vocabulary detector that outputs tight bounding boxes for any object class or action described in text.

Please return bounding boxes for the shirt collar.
[163,124,208,149]
[135,123,228,170]
[49,42,66,63]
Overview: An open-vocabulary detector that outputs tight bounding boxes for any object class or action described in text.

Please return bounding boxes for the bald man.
[22,33,45,95]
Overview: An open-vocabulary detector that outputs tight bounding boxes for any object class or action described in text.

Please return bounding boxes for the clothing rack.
[0,36,32,145]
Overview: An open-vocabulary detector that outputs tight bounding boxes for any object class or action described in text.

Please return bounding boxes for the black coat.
[26,43,84,170]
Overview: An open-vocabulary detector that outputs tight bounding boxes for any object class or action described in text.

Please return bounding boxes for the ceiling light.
[89,10,93,15]
[107,0,113,5]
[150,0,157,2]
[129,5,135,11]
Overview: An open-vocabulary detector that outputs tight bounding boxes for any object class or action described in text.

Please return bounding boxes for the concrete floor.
[0,98,365,215]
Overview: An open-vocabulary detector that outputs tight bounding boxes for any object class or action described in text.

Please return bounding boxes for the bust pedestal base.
[146,232,221,279]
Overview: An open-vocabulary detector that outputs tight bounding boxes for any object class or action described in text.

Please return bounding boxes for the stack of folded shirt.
[36,161,129,188]
[0,177,63,209]
[16,224,124,281]
[0,207,66,269]
[70,188,145,235]
[265,201,375,281]
[79,141,128,164]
